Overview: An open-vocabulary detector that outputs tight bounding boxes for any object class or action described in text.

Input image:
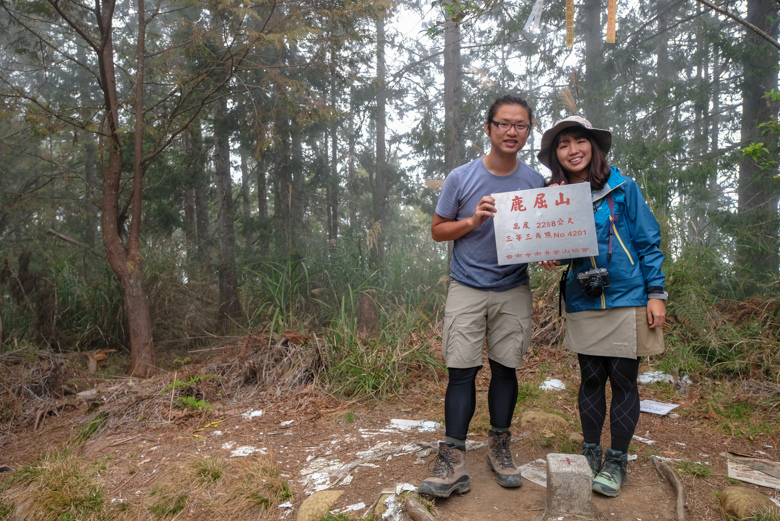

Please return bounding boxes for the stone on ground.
[297,489,343,521]
[719,486,778,520]
[545,453,595,519]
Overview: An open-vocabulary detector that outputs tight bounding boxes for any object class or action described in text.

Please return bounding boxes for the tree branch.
[693,0,780,50]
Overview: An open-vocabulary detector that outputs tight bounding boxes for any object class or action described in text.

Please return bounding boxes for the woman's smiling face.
[556,134,593,179]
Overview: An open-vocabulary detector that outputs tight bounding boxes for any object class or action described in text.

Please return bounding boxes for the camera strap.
[606,192,618,262]
[558,263,570,316]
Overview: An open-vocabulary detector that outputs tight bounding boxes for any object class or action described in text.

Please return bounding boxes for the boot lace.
[582,445,601,471]
[430,448,455,478]
[492,436,515,469]
[599,455,628,483]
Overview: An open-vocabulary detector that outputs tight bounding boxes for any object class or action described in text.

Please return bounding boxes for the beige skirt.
[563,306,664,359]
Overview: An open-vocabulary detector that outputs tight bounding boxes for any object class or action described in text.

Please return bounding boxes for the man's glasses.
[489,119,531,133]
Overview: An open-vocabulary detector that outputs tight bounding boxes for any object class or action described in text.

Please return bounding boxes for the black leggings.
[578,353,640,454]
[444,359,518,441]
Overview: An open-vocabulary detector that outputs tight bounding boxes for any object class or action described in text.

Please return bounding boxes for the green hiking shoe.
[581,442,603,478]
[592,448,629,497]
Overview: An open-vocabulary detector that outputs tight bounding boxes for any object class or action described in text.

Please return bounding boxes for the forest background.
[0,0,778,389]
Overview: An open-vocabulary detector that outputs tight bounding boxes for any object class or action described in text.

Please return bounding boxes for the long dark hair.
[548,126,611,190]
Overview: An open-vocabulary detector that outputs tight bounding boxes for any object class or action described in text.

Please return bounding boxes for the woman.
[537,115,667,497]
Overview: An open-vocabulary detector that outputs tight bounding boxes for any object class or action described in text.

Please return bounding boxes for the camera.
[576,267,611,298]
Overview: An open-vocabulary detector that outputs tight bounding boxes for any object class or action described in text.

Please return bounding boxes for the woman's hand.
[647,299,666,328]
[537,260,561,271]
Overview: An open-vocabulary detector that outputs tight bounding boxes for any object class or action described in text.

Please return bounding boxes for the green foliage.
[324,286,443,399]
[176,396,214,411]
[661,255,780,381]
[675,460,711,478]
[162,374,218,412]
[244,256,316,333]
[70,411,109,446]
[742,89,780,173]
[161,374,217,394]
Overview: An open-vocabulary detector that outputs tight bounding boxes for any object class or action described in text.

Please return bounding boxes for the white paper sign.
[639,399,679,416]
[492,183,598,265]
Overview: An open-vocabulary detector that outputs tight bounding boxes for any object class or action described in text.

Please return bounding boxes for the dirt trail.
[2,359,778,521]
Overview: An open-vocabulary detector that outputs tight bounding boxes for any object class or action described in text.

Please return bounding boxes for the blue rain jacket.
[563,167,665,312]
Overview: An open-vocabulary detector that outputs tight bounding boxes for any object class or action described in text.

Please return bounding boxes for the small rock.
[720,486,778,520]
[297,490,343,521]
[569,432,584,444]
[520,411,568,432]
[76,390,99,402]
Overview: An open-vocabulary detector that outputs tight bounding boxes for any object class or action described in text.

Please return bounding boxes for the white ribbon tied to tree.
[523,0,545,36]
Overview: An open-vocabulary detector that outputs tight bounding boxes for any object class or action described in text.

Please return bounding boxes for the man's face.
[485,104,531,156]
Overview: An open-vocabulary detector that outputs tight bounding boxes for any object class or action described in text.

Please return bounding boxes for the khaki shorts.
[441,280,532,368]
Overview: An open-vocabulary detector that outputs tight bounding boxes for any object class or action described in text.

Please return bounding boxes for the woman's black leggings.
[578,353,640,453]
[444,359,518,441]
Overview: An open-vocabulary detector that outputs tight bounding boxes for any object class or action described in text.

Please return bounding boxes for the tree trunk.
[328,38,340,246]
[240,147,253,254]
[372,13,388,266]
[214,97,243,330]
[273,109,293,254]
[443,17,464,268]
[737,0,779,291]
[84,134,99,249]
[191,122,211,264]
[256,158,270,253]
[582,0,605,124]
[443,19,464,174]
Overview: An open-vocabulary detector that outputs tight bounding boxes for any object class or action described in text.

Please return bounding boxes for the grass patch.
[752,507,780,521]
[703,389,780,438]
[203,455,294,517]
[193,456,227,485]
[148,489,188,517]
[70,411,110,446]
[675,460,711,478]
[325,296,443,399]
[0,451,107,520]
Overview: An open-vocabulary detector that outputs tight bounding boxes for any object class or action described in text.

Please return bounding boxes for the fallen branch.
[34,401,79,431]
[404,495,438,521]
[652,456,686,521]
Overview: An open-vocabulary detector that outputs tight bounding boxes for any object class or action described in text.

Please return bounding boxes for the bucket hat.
[537,115,612,168]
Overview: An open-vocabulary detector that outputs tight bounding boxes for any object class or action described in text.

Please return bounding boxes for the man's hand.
[469,195,497,229]
[647,299,666,328]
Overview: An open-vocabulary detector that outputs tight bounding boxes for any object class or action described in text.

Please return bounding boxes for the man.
[419,95,544,498]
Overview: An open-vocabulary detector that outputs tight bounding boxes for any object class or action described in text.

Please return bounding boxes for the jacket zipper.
[609,215,634,265]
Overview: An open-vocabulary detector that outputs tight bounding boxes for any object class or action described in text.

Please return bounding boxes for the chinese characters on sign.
[492,183,598,265]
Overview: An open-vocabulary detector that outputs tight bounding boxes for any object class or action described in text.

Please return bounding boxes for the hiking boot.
[418,442,471,498]
[581,442,603,477]
[486,430,522,488]
[592,448,629,497]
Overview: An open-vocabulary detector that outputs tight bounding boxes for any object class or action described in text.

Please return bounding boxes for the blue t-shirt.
[435,157,545,291]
